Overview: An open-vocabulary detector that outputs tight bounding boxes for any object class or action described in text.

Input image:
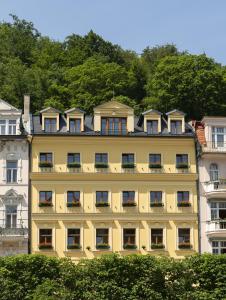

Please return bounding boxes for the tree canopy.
[0,15,225,120]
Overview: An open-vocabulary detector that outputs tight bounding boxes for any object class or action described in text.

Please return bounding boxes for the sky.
[0,0,226,64]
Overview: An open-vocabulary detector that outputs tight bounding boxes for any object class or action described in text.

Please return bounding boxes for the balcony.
[202,141,226,153]
[204,180,226,198]
[206,220,226,238]
[0,226,28,240]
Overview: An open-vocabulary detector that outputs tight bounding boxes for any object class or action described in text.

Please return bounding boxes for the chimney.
[23,94,30,122]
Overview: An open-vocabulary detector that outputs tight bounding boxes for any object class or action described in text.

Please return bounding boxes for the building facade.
[0,97,30,256]
[31,100,198,261]
[195,117,226,254]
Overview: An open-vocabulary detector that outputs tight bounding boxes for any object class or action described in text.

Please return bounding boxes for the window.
[6,161,17,183]
[44,118,57,132]
[122,191,136,206]
[212,127,225,148]
[149,154,161,168]
[178,228,191,249]
[8,120,16,135]
[147,120,158,134]
[210,202,226,223]
[95,153,108,168]
[96,228,109,249]
[122,153,135,168]
[123,228,136,249]
[5,205,17,228]
[176,154,188,168]
[209,163,219,181]
[177,191,190,207]
[150,191,163,207]
[151,229,164,249]
[67,153,80,168]
[96,191,109,206]
[101,117,127,135]
[212,241,226,254]
[0,120,6,135]
[67,228,81,249]
[69,118,81,133]
[39,191,52,207]
[171,120,182,134]
[67,191,80,207]
[39,229,52,249]
[39,153,53,168]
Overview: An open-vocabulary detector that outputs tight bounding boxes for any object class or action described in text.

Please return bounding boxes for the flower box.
[122,163,135,169]
[39,244,53,250]
[96,243,110,250]
[178,243,192,249]
[123,244,137,250]
[122,201,136,207]
[95,202,109,207]
[151,243,165,249]
[67,162,81,168]
[149,164,162,169]
[39,161,53,168]
[150,202,164,207]
[67,202,81,207]
[176,164,189,169]
[67,244,81,250]
[177,202,191,207]
[95,163,109,169]
[39,202,53,207]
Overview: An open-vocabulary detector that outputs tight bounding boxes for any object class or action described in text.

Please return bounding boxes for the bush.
[0,253,225,299]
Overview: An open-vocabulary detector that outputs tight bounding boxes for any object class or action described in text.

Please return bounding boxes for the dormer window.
[69,118,81,133]
[8,120,17,135]
[147,120,158,134]
[44,118,57,133]
[101,117,127,135]
[171,120,182,134]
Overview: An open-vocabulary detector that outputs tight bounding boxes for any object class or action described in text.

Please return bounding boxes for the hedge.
[0,254,225,299]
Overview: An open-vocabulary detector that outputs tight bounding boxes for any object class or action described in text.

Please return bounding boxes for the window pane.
[67,191,80,203]
[96,191,108,202]
[149,154,161,164]
[150,191,162,202]
[67,153,80,163]
[123,228,136,245]
[151,228,163,244]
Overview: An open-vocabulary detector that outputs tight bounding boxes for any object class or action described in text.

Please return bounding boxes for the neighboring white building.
[0,96,30,255]
[194,117,226,254]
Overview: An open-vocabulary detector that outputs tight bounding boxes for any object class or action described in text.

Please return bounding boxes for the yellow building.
[31,101,198,261]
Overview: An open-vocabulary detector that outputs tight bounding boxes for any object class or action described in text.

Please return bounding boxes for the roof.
[32,114,194,137]
[166,109,185,116]
[194,121,206,145]
[64,108,85,114]
[40,107,61,114]
[142,109,162,116]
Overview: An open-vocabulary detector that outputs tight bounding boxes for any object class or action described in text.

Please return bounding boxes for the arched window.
[209,163,219,181]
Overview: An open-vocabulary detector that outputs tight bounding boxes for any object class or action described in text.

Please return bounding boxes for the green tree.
[145,54,226,119]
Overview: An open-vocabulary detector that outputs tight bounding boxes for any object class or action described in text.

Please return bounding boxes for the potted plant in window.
[67,244,81,250]
[176,163,189,169]
[39,201,53,207]
[122,200,136,207]
[123,244,137,250]
[39,243,53,250]
[122,162,135,169]
[150,201,164,207]
[177,201,191,207]
[95,201,109,207]
[95,162,109,169]
[149,163,162,169]
[178,242,192,249]
[39,161,53,168]
[67,201,81,207]
[151,243,165,249]
[96,243,110,250]
[67,162,81,168]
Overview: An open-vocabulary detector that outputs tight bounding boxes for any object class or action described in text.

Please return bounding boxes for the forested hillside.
[1,15,226,119]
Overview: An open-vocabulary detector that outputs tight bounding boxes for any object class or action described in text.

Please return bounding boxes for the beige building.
[31,100,198,261]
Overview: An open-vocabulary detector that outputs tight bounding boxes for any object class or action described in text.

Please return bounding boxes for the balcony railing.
[206,220,226,232]
[101,130,128,136]
[0,227,28,236]
[203,141,226,152]
[204,180,226,193]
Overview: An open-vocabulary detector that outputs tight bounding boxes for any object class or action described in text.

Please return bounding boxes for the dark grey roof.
[32,114,194,137]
